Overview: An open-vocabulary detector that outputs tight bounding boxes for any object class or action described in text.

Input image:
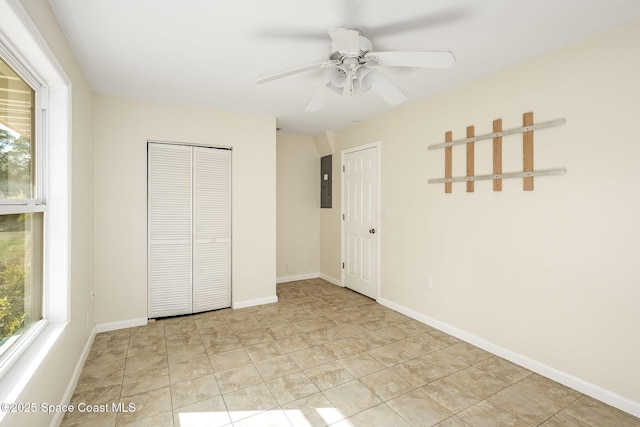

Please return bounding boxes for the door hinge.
[342,262,345,269]
[342,213,345,220]
[342,165,345,172]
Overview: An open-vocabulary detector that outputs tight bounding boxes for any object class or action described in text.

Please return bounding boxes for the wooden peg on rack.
[523,112,534,191]
[493,118,502,191]
[445,131,452,193]
[466,126,474,192]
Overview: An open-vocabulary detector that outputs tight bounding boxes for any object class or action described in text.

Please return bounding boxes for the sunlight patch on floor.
[177,406,348,426]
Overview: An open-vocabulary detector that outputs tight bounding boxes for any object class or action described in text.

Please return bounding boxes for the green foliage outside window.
[0,126,33,344]
[1,128,33,199]
[0,216,29,344]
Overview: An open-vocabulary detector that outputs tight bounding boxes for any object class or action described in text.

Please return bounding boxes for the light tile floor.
[62,279,640,427]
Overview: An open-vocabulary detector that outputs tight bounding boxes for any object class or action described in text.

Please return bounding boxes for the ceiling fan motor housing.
[329,34,373,64]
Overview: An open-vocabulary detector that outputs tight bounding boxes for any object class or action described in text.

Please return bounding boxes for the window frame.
[0,44,47,348]
[0,25,48,372]
[0,0,71,404]
[0,42,43,207]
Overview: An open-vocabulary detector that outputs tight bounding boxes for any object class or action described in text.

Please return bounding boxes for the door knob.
[369,228,376,234]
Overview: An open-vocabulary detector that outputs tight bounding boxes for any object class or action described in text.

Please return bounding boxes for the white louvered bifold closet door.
[193,147,231,312]
[148,143,231,318]
[148,143,193,317]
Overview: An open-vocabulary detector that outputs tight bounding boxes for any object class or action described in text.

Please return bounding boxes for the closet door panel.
[148,244,191,316]
[148,143,193,317]
[193,147,231,312]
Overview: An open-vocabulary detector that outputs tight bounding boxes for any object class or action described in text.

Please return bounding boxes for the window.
[0,54,44,363]
[0,2,70,408]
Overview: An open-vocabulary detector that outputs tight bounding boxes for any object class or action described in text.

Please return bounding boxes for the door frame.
[340,141,381,301]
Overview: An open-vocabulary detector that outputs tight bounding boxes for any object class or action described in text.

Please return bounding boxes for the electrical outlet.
[285,261,289,270]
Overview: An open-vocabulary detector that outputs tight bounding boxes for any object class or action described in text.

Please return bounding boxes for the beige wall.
[322,21,640,411]
[5,1,95,425]
[276,133,320,280]
[319,190,342,283]
[94,95,276,324]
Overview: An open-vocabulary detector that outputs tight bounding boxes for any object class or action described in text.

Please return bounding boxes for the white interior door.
[148,143,193,317]
[343,144,379,300]
[193,147,231,312]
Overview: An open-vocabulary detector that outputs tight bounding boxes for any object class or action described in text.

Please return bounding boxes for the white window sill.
[0,321,67,421]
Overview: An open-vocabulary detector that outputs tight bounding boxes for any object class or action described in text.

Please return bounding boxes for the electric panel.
[321,155,332,208]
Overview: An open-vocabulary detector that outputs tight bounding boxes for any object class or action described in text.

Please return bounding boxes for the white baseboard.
[276,272,320,284]
[232,295,278,309]
[377,297,640,418]
[319,274,342,287]
[276,273,343,288]
[95,317,148,333]
[50,327,96,427]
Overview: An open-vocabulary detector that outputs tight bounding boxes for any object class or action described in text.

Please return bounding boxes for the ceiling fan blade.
[255,61,337,84]
[369,70,407,106]
[365,51,455,69]
[366,7,472,37]
[255,29,326,41]
[306,82,332,112]
[328,27,360,55]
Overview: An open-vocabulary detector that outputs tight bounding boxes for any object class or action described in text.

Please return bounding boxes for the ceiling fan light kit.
[255,27,455,112]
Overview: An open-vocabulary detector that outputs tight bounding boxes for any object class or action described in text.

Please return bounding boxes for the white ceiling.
[49,0,640,136]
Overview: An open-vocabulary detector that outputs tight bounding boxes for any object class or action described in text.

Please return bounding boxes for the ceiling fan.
[255,27,455,112]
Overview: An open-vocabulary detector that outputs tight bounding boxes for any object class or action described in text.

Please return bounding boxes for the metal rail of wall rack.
[427,118,566,150]
[428,167,566,184]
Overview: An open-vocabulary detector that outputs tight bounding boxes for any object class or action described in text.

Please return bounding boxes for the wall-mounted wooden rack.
[428,112,566,192]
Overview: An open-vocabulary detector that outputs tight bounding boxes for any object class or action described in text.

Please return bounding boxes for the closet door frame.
[147,140,232,319]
